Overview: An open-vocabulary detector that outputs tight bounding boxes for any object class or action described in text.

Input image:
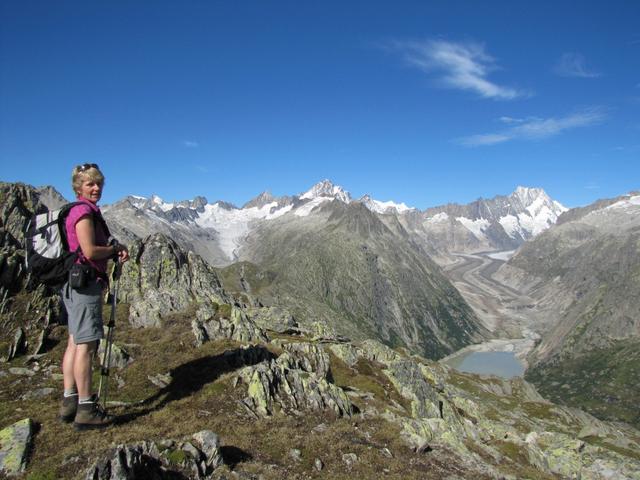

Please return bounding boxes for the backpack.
[24,202,108,287]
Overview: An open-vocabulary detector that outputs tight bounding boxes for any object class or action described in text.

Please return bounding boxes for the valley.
[439,251,544,373]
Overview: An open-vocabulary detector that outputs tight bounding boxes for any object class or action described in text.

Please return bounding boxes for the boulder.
[97,341,132,369]
[0,418,34,476]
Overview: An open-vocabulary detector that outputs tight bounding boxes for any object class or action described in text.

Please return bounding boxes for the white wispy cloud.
[184,140,200,148]
[387,39,525,100]
[458,108,606,147]
[554,52,601,78]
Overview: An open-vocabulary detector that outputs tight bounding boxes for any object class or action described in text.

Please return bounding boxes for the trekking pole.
[98,260,122,412]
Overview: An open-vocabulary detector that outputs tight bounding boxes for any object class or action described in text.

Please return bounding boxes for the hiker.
[59,163,129,430]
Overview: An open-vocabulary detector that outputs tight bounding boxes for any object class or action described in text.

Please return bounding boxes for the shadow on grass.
[113,344,275,425]
[221,446,253,467]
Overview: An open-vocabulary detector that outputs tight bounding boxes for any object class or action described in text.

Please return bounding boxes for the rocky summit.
[1,181,639,479]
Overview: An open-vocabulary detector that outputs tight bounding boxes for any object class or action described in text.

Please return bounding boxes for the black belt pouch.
[68,263,96,290]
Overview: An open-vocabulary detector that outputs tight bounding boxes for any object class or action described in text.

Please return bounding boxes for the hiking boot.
[73,396,112,431]
[59,395,78,423]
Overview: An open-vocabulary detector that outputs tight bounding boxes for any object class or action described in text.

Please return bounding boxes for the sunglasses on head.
[77,163,99,172]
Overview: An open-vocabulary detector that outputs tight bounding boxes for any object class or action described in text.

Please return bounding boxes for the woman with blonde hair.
[59,163,129,430]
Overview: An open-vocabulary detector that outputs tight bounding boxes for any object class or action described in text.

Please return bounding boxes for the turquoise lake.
[445,351,525,379]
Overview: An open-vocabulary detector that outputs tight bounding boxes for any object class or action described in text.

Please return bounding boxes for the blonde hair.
[71,164,105,195]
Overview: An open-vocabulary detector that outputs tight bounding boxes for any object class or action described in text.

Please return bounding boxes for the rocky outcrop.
[119,234,232,328]
[191,304,267,345]
[246,305,301,334]
[0,418,34,477]
[238,342,353,418]
[85,430,223,480]
[336,339,640,479]
[0,183,47,249]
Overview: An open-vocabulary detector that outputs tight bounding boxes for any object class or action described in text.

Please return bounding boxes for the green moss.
[217,304,232,319]
[26,471,57,480]
[165,449,188,465]
[520,402,556,420]
[494,440,528,464]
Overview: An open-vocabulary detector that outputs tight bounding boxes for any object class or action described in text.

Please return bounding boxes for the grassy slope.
[0,303,489,480]
[526,339,640,429]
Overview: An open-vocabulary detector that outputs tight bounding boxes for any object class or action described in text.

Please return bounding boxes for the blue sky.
[1,1,638,209]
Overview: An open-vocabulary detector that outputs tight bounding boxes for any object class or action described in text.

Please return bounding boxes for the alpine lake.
[443,350,525,379]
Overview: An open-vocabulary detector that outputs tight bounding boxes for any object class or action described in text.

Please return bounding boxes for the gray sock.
[79,396,94,404]
[64,389,78,397]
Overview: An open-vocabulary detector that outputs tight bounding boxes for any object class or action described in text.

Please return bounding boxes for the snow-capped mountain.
[300,179,352,203]
[103,181,565,266]
[398,186,567,258]
[358,194,415,215]
[104,180,408,264]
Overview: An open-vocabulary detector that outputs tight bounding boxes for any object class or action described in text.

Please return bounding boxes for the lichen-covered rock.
[97,341,131,369]
[0,183,48,249]
[86,431,224,480]
[1,327,26,362]
[239,344,353,418]
[329,343,360,367]
[357,339,401,364]
[281,342,332,379]
[192,304,267,346]
[119,234,231,328]
[0,418,34,477]
[248,306,300,334]
[192,430,224,473]
[310,321,349,342]
[85,441,163,479]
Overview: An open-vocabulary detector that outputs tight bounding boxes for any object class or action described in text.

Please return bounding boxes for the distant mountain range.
[103,180,566,266]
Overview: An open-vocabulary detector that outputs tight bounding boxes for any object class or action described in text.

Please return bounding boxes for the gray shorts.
[62,280,104,344]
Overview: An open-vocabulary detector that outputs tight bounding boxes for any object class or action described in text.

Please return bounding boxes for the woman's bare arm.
[75,216,116,261]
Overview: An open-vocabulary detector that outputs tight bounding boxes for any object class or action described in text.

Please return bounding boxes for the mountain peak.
[358,194,414,215]
[243,191,276,209]
[511,186,548,206]
[300,180,352,203]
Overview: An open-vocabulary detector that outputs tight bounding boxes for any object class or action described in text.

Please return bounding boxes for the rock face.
[0,183,69,367]
[495,193,640,426]
[85,430,223,480]
[118,233,232,328]
[0,418,34,476]
[238,342,353,418]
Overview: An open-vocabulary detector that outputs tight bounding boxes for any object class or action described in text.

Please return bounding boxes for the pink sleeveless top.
[65,197,109,274]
